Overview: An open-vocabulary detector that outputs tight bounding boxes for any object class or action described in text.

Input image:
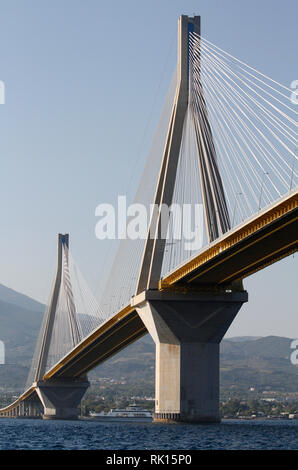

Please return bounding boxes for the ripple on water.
[0,419,297,450]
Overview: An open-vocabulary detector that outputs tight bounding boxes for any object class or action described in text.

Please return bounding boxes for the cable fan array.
[45,244,107,371]
[98,70,178,317]
[191,32,296,219]
[25,244,106,387]
[26,32,297,389]
[163,32,297,276]
[101,32,297,316]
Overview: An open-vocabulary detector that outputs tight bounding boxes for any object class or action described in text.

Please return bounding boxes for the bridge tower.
[34,234,89,420]
[132,15,248,423]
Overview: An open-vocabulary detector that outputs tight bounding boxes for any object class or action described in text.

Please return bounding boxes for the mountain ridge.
[0,283,296,393]
[0,283,44,313]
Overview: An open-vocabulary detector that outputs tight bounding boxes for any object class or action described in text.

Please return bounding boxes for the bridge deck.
[160,192,298,289]
[43,305,145,379]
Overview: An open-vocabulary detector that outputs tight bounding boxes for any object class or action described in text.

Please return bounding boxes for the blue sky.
[0,0,297,337]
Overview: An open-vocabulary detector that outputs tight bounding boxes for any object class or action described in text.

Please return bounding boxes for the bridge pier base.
[132,290,247,423]
[36,379,89,420]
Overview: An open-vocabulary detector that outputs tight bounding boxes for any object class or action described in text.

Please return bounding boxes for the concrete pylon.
[136,15,229,294]
[132,290,247,422]
[33,233,89,419]
[36,379,89,420]
[136,15,200,294]
[35,234,68,381]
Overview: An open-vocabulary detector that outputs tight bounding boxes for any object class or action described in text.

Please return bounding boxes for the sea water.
[0,418,297,450]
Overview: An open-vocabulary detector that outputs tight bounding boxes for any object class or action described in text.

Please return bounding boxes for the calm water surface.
[0,418,297,450]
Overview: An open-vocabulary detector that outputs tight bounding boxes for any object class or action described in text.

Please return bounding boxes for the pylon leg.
[133,290,247,423]
[36,379,89,420]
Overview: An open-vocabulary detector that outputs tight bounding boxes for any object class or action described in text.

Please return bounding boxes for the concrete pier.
[36,379,89,420]
[132,289,247,423]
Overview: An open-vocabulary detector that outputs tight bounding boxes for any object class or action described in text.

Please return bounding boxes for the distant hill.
[0,299,43,390]
[90,334,298,395]
[0,285,44,390]
[0,284,44,312]
[219,335,298,394]
[0,284,297,394]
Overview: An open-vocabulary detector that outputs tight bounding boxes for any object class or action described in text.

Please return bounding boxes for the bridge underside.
[160,196,298,290]
[44,309,147,379]
[0,390,42,418]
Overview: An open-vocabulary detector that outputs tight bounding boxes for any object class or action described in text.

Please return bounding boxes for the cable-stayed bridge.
[1,15,297,422]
